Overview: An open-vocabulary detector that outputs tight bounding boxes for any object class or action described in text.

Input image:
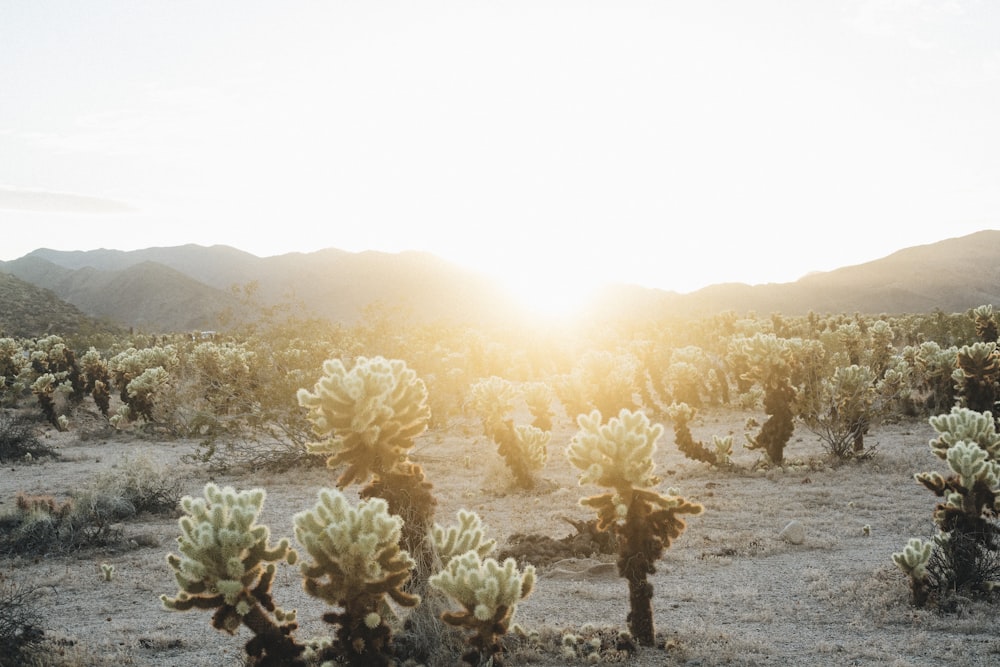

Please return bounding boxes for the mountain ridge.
[3,230,999,334]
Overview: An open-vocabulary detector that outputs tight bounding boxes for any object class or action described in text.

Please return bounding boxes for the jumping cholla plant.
[160,484,302,666]
[296,356,435,570]
[953,342,1000,417]
[294,489,419,666]
[468,376,549,488]
[800,364,885,460]
[894,407,1000,606]
[429,550,535,667]
[566,409,703,646]
[972,304,998,343]
[666,402,732,466]
[736,333,801,464]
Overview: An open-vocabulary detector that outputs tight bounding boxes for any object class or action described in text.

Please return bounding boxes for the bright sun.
[496,269,600,322]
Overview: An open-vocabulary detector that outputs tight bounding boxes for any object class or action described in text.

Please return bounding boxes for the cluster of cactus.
[555,350,640,420]
[666,402,732,466]
[893,407,1000,605]
[566,408,702,645]
[429,510,534,666]
[108,345,179,425]
[800,364,887,459]
[468,376,550,488]
[163,485,532,665]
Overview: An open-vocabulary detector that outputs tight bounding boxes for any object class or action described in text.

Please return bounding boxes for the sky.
[2,1,999,313]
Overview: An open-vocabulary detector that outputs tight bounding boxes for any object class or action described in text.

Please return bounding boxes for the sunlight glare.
[496,268,599,322]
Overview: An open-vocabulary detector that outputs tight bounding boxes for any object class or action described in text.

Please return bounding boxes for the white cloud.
[0,186,135,213]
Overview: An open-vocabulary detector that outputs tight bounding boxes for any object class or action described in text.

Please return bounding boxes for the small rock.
[779,520,805,544]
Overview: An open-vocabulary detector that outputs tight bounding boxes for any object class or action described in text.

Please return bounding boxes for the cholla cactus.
[927,407,1000,460]
[293,489,418,666]
[953,342,1000,415]
[892,538,933,606]
[972,304,998,343]
[79,348,111,417]
[429,551,535,666]
[108,346,179,425]
[666,402,729,466]
[432,510,497,566]
[566,409,702,645]
[161,484,303,666]
[521,381,555,431]
[298,356,430,486]
[737,333,800,464]
[30,374,63,429]
[901,407,1000,605]
[469,377,550,488]
[468,376,517,437]
[297,356,435,566]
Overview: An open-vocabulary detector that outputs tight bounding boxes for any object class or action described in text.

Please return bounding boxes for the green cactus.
[566,409,702,646]
[432,509,497,566]
[892,538,933,606]
[429,551,535,666]
[161,484,303,666]
[903,407,1000,604]
[293,489,419,666]
[297,356,435,569]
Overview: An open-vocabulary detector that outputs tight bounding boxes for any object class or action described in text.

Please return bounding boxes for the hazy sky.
[2,1,999,310]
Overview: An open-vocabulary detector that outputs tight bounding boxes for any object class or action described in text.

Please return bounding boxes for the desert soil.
[3,406,1000,667]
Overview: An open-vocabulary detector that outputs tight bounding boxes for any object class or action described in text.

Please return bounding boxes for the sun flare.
[496,269,599,322]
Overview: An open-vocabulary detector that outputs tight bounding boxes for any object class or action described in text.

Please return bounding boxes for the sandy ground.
[3,406,1000,666]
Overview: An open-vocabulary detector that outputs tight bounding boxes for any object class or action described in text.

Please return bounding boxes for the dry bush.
[0,411,54,462]
[0,573,44,667]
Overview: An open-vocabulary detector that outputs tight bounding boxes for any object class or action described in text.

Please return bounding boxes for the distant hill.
[3,230,999,334]
[0,271,121,338]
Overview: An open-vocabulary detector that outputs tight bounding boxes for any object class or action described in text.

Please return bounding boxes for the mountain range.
[1,230,998,336]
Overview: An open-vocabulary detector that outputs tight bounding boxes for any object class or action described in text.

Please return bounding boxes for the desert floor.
[3,406,1000,667]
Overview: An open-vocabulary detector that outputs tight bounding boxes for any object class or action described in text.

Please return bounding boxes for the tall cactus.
[297,356,435,569]
[566,409,702,645]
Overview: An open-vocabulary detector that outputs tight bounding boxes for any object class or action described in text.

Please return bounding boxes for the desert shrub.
[800,364,890,460]
[0,573,44,667]
[0,411,53,462]
[84,454,183,515]
[0,491,122,555]
[566,409,702,645]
